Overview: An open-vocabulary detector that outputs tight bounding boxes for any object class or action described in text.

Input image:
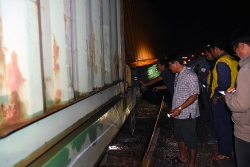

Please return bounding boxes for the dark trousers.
[235,137,250,167]
[200,83,210,119]
[209,104,217,140]
[174,117,197,150]
[210,98,233,156]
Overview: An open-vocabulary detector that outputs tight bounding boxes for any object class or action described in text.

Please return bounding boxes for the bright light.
[137,43,154,60]
[109,145,121,150]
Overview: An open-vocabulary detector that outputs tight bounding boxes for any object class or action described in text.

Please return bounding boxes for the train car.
[0,0,170,166]
[0,0,133,166]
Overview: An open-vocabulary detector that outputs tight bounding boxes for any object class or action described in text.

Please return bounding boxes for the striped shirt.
[172,66,200,119]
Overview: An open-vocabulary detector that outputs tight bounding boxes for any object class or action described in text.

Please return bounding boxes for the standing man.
[198,54,210,122]
[203,46,218,145]
[209,38,238,161]
[167,54,199,167]
[225,27,250,167]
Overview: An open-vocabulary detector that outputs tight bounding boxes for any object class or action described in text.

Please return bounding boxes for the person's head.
[156,58,167,72]
[167,53,183,73]
[204,46,214,61]
[231,26,250,59]
[210,38,228,58]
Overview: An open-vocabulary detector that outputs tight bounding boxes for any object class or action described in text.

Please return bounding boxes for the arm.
[139,76,162,87]
[152,85,167,92]
[212,62,231,104]
[180,94,198,109]
[171,94,198,117]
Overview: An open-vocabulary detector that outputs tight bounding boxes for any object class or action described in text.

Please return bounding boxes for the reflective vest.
[206,71,211,93]
[207,71,211,86]
[210,54,238,98]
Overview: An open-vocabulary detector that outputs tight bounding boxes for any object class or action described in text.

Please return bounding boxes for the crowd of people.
[139,26,250,167]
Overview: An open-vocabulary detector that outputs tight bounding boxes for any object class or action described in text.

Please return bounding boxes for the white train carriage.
[0,1,137,166]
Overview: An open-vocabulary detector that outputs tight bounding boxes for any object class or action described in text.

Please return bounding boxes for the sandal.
[168,157,186,164]
[211,154,231,161]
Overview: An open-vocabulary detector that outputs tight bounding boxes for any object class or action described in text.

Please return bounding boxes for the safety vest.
[210,54,238,98]
[207,71,211,86]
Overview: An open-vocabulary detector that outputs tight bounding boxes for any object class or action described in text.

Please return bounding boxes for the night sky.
[150,0,250,55]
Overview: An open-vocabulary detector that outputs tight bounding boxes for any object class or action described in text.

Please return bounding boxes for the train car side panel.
[0,0,129,166]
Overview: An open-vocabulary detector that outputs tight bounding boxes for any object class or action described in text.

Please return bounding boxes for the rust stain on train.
[0,18,4,60]
[46,76,51,82]
[53,35,60,73]
[100,52,104,72]
[54,89,62,105]
[113,50,119,80]
[7,52,26,92]
[1,52,25,124]
[64,14,67,30]
[0,18,6,91]
[92,30,98,74]
[64,14,66,24]
[35,0,38,13]
[86,39,91,66]
[1,91,23,125]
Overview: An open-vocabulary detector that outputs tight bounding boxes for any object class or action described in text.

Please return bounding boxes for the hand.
[212,97,218,105]
[227,88,236,94]
[152,87,159,92]
[170,108,182,117]
[139,81,146,86]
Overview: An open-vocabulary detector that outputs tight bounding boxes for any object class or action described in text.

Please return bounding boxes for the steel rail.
[141,97,165,167]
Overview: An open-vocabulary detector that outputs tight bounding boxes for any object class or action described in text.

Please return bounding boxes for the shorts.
[174,117,197,150]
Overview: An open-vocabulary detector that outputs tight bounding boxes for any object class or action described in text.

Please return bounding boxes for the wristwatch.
[178,106,182,111]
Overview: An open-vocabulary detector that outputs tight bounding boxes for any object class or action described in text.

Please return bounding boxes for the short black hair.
[204,45,211,54]
[231,26,250,48]
[157,57,168,66]
[167,53,183,64]
[210,38,228,51]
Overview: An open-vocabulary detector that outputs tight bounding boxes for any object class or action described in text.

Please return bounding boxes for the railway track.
[97,97,165,167]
